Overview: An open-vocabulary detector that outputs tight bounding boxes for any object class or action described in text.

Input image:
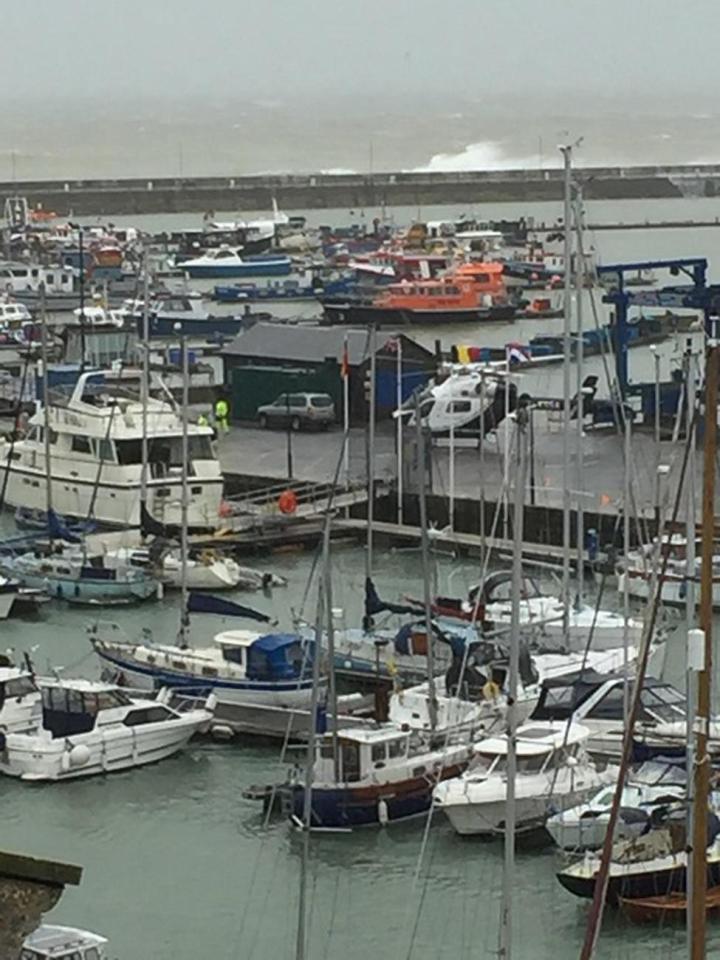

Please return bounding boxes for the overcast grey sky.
[4,0,716,104]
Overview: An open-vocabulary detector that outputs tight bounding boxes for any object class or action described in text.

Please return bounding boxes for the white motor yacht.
[0,679,213,781]
[531,672,716,762]
[0,368,224,529]
[433,720,616,836]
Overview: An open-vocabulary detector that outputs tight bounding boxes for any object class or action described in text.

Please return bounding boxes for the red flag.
[340,340,349,379]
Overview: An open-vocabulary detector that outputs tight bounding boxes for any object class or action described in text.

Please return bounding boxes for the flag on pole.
[505,342,531,366]
[340,338,350,379]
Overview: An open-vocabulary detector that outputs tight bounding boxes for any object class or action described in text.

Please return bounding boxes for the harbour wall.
[5,164,720,217]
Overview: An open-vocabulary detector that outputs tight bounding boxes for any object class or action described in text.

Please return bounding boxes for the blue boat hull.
[183,261,292,279]
[289,761,466,829]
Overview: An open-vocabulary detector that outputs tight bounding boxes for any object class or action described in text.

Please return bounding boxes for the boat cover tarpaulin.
[365,578,423,619]
[47,508,82,544]
[187,591,270,623]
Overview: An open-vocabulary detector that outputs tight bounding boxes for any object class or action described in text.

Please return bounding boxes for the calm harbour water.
[3,195,720,958]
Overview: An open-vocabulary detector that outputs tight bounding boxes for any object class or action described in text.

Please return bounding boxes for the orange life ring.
[278,490,298,515]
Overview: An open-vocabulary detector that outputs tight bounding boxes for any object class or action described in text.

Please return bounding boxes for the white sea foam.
[411,140,557,173]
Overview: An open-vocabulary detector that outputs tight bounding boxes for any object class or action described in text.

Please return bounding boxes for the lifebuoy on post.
[278,490,298,515]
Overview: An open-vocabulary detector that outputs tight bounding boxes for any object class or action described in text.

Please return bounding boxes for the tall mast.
[560,143,573,635]
[499,406,528,960]
[366,325,377,583]
[622,412,631,722]
[685,346,698,943]
[40,284,52,541]
[415,394,436,729]
[178,328,190,646]
[690,335,718,959]
[140,250,150,533]
[323,519,339,780]
[573,185,584,609]
[296,574,325,960]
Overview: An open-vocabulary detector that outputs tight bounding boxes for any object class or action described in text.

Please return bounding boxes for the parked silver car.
[257,392,335,430]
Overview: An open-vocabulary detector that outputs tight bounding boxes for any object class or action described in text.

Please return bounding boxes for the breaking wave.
[411,140,559,173]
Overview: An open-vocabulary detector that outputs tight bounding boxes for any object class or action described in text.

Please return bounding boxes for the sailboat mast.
[560,144,573,635]
[296,576,325,960]
[415,395,436,728]
[690,337,718,959]
[366,325,377,582]
[573,186,584,609]
[179,330,190,644]
[323,519,340,780]
[140,250,150,528]
[499,406,528,960]
[40,284,52,529]
[685,346,698,943]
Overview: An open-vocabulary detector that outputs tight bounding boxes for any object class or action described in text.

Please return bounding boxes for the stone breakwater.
[4,164,720,216]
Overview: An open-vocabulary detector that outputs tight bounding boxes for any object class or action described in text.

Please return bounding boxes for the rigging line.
[578,387,698,960]
[0,346,33,510]
[85,340,132,524]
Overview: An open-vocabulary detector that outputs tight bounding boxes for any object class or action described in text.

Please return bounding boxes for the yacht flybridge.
[0,368,224,529]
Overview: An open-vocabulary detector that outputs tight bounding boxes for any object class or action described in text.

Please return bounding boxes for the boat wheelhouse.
[0,368,224,529]
[287,721,473,829]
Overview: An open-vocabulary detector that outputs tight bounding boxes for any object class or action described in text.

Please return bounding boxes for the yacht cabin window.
[71,435,93,455]
[448,400,472,414]
[1,675,38,704]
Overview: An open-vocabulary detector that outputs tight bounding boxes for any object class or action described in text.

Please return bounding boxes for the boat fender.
[0,731,5,752]
[211,723,234,742]
[378,798,389,826]
[278,490,298,515]
[67,744,91,768]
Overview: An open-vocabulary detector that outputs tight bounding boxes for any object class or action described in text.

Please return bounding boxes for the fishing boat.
[433,721,615,837]
[88,603,320,709]
[0,679,213,781]
[616,532,720,609]
[545,760,687,850]
[177,249,292,279]
[531,671,710,762]
[22,925,109,960]
[0,368,224,529]
[284,719,474,829]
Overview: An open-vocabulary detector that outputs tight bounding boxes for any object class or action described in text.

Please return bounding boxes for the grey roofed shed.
[221,324,375,366]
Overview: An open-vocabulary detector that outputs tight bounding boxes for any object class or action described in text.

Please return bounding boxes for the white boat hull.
[0,461,222,530]
[435,769,616,837]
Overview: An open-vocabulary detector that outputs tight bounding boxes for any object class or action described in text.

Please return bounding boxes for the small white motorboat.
[433,720,616,836]
[0,679,214,781]
[545,760,687,850]
[617,533,720,609]
[22,925,109,960]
